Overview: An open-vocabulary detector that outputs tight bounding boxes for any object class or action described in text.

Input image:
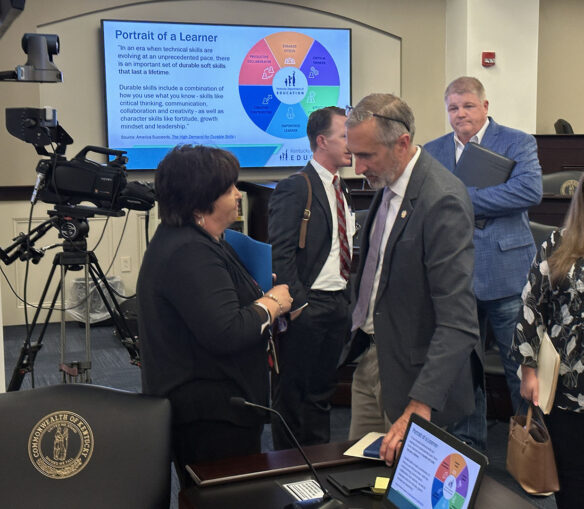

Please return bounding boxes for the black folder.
[454,141,516,189]
[327,465,391,496]
[454,142,516,228]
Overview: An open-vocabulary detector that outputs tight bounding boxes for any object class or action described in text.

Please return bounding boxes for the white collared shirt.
[310,159,355,291]
[361,146,421,334]
[454,118,490,163]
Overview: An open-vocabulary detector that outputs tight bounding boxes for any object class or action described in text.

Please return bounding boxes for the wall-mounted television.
[101,19,351,170]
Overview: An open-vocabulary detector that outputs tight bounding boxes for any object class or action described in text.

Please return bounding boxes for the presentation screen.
[101,19,351,170]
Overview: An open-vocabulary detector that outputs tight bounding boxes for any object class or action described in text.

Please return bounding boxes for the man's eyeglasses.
[345,105,410,132]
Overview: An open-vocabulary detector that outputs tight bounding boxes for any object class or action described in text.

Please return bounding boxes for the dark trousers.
[172,419,262,488]
[477,295,522,411]
[447,383,487,454]
[545,406,584,509]
[271,289,349,450]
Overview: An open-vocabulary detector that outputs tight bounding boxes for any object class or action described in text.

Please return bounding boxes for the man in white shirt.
[425,77,543,418]
[268,106,354,450]
[345,93,482,463]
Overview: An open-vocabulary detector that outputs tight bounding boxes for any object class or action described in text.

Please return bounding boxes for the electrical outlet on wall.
[121,256,131,273]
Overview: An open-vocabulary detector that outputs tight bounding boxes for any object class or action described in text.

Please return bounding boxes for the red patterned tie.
[333,175,351,281]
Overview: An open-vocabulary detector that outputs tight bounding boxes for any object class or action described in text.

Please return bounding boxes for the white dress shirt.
[361,146,421,334]
[454,118,490,163]
[310,159,355,291]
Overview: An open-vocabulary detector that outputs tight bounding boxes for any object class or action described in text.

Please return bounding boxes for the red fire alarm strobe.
[482,51,496,67]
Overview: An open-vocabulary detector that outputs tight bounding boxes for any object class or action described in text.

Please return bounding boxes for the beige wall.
[0,1,578,330]
[0,0,448,326]
[0,0,578,326]
[40,0,400,182]
[0,0,448,187]
[445,0,539,134]
[537,0,584,134]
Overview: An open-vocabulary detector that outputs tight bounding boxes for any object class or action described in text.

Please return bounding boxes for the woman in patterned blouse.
[512,174,584,508]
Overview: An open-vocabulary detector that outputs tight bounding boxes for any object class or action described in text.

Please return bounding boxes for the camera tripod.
[4,209,140,392]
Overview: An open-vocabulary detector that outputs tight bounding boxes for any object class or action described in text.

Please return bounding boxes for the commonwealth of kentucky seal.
[28,411,94,479]
[560,179,579,196]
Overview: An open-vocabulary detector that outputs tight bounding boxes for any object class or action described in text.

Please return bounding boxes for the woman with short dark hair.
[155,144,240,226]
[137,145,291,485]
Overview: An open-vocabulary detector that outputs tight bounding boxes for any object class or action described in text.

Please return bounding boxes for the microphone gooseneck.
[229,397,346,509]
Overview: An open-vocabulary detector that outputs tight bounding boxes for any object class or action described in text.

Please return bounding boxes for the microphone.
[30,171,46,205]
[230,397,346,509]
[30,152,52,205]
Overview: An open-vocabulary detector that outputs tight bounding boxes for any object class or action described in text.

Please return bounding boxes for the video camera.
[6,107,155,215]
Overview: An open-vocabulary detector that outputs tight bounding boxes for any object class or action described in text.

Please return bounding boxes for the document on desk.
[281,479,324,501]
[343,431,385,461]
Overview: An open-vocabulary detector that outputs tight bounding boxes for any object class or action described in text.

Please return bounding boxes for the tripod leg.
[86,254,140,365]
[7,258,63,391]
[57,257,92,384]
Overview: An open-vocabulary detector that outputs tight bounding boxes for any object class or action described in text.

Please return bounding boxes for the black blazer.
[137,222,268,427]
[268,163,350,308]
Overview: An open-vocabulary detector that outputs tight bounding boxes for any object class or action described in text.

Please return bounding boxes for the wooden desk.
[529,194,570,227]
[238,181,277,243]
[239,179,375,243]
[179,441,536,509]
[535,134,584,174]
[350,189,376,211]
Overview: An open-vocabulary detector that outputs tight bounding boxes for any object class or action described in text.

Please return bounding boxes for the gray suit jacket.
[356,149,481,426]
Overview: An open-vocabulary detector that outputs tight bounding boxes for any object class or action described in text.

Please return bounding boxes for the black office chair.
[529,221,556,249]
[0,384,172,508]
[554,118,574,134]
[542,170,583,196]
[484,344,514,422]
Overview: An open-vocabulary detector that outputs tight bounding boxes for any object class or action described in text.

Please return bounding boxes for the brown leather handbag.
[506,404,559,495]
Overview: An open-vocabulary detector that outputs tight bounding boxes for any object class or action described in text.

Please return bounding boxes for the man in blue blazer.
[425,77,543,413]
[345,93,482,462]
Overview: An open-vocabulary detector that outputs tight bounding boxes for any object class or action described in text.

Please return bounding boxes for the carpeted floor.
[3,322,556,508]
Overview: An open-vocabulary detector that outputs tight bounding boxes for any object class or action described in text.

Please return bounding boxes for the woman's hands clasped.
[259,284,292,323]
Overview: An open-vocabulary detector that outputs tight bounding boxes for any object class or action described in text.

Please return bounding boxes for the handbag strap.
[298,172,312,249]
[525,404,533,429]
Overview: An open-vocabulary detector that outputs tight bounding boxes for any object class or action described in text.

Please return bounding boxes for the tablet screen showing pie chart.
[431,454,469,508]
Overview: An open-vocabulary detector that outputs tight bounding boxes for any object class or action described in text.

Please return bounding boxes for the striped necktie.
[333,175,351,281]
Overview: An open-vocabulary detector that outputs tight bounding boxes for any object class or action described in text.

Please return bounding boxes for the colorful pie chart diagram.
[239,31,341,138]
[431,454,469,509]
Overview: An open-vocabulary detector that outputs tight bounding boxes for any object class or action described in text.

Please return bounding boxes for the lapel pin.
[401,210,407,219]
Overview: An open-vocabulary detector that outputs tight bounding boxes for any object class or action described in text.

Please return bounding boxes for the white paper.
[538,330,560,414]
[343,431,385,461]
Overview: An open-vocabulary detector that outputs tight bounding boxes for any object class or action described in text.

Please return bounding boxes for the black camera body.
[6,107,155,214]
[38,145,128,210]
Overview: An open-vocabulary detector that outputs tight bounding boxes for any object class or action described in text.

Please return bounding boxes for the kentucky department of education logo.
[28,410,94,479]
